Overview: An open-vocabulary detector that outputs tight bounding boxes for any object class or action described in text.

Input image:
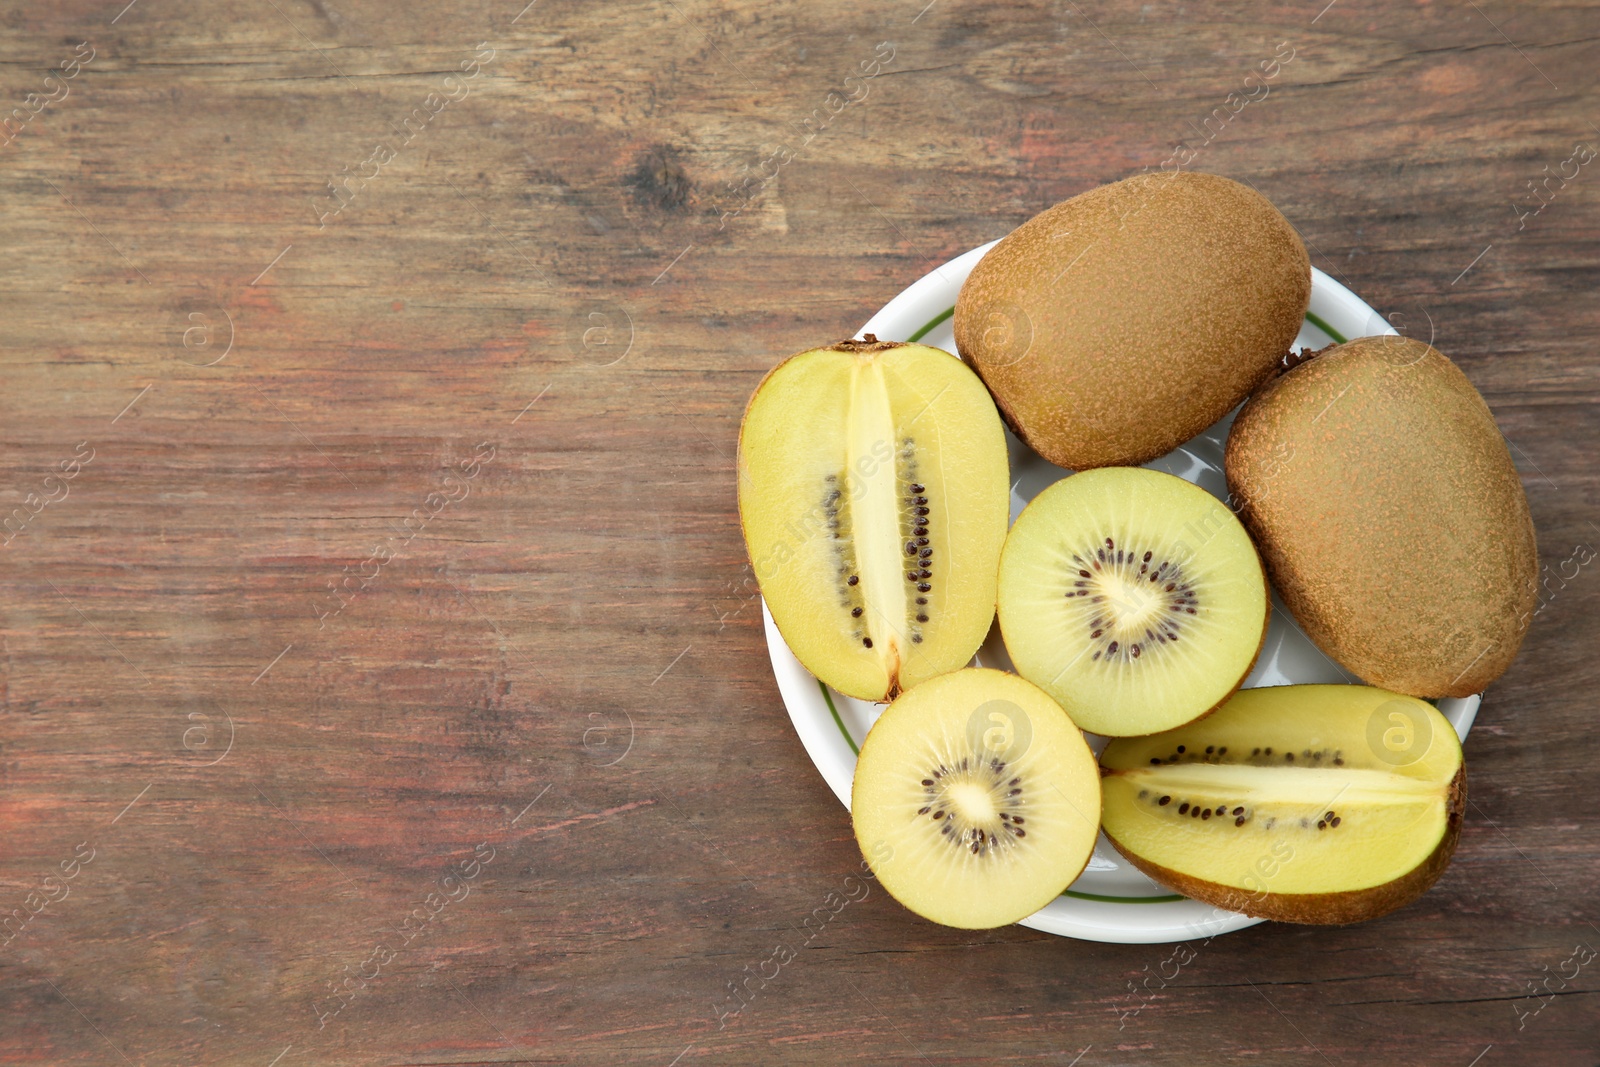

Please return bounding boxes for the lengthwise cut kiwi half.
[738,339,1010,703]
[997,467,1267,737]
[1099,685,1466,924]
[853,668,1100,929]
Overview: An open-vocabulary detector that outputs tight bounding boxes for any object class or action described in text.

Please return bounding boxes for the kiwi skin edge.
[1103,766,1466,925]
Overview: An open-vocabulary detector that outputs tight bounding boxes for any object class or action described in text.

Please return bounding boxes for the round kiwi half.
[997,467,1268,737]
[851,668,1100,929]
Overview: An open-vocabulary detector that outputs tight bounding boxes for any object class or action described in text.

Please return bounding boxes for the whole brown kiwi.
[1225,335,1539,697]
[954,171,1310,470]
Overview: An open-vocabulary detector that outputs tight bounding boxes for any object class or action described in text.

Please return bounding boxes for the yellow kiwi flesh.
[997,467,1268,737]
[853,668,1101,929]
[738,340,1009,702]
[1225,336,1538,697]
[954,171,1310,470]
[1100,685,1465,924]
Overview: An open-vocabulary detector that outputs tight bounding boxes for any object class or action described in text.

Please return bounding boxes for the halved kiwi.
[1100,685,1466,924]
[738,339,1010,702]
[997,467,1267,736]
[852,668,1101,929]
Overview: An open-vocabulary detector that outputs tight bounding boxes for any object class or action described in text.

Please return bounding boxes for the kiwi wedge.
[738,339,1009,702]
[853,668,1100,929]
[1226,336,1538,698]
[1100,685,1465,924]
[997,467,1267,737]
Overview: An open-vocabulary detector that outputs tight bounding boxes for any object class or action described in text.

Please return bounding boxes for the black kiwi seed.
[847,575,859,586]
[1158,795,1171,806]
[862,638,872,648]
[1234,815,1246,827]
[851,607,863,617]
[1179,802,1189,814]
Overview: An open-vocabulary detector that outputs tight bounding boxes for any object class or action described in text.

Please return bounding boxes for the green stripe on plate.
[1064,889,1187,904]
[819,679,859,756]
[1302,311,1348,345]
[820,679,1189,906]
[906,307,954,343]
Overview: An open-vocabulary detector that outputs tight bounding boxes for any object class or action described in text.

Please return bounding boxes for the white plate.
[763,240,1481,944]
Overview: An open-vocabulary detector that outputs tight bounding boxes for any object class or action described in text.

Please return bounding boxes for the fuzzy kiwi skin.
[954,171,1310,470]
[1225,336,1538,698]
[1104,767,1465,925]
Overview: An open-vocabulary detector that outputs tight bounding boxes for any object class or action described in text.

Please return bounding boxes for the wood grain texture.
[0,0,1596,1063]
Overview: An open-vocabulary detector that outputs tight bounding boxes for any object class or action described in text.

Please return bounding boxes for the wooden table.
[1,0,1595,1063]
